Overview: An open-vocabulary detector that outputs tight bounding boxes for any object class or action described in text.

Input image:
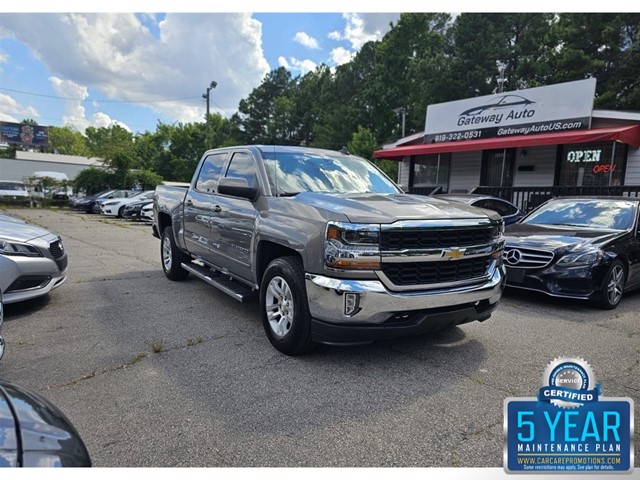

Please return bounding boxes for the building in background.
[375,78,640,212]
[0,151,103,182]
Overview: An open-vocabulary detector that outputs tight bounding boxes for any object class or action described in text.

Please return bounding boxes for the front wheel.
[260,256,314,355]
[161,227,190,281]
[595,260,626,309]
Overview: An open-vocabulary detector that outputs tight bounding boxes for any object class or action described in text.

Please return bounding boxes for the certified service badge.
[504,357,634,473]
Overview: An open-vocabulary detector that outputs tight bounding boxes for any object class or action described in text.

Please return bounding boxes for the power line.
[0,87,200,104]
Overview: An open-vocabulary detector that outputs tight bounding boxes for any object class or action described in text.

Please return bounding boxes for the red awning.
[374,124,640,159]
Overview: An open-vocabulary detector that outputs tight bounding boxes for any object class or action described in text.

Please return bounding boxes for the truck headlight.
[0,239,42,257]
[556,249,603,266]
[325,222,380,270]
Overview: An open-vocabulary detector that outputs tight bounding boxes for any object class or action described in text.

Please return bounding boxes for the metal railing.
[407,185,640,213]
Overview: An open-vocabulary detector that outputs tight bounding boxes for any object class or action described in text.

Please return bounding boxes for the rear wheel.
[161,226,190,281]
[117,206,125,218]
[260,256,314,355]
[595,260,626,309]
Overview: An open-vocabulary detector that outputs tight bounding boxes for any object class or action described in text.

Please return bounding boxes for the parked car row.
[69,189,154,221]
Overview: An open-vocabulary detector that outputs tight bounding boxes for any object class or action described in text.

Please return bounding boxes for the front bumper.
[505,262,607,300]
[305,266,505,344]
[0,242,68,304]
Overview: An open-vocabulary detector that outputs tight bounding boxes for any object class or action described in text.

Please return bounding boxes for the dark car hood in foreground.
[291,192,500,224]
[505,223,626,251]
[0,380,91,467]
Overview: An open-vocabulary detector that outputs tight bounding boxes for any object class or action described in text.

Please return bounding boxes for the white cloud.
[0,93,39,122]
[330,47,354,66]
[0,13,270,130]
[329,13,400,50]
[0,50,8,63]
[49,76,130,132]
[278,56,290,69]
[280,56,317,76]
[293,31,320,49]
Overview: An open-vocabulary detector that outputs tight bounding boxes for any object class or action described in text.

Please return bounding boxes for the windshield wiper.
[278,191,302,197]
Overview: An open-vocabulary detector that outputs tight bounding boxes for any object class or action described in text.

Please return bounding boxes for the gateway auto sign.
[424,78,596,143]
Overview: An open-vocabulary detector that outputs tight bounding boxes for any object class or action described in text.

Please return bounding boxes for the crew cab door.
[208,150,260,282]
[183,151,229,259]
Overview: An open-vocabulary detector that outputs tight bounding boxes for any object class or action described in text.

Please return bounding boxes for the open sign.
[593,164,616,174]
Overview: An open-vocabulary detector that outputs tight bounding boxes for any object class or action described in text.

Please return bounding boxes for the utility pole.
[202,80,217,149]
[496,61,507,93]
[393,107,407,138]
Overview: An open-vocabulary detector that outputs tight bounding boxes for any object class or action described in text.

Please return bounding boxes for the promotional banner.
[0,121,49,147]
[424,78,596,143]
[504,357,634,474]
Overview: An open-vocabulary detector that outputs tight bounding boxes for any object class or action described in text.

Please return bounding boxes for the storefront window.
[412,153,450,191]
[480,149,515,187]
[558,142,626,187]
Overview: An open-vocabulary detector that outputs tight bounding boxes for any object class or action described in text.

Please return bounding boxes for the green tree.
[547,14,640,109]
[348,125,398,181]
[125,169,164,190]
[237,67,295,143]
[84,125,136,187]
[73,167,114,195]
[48,125,90,156]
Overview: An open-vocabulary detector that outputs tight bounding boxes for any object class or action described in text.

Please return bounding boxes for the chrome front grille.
[381,226,497,250]
[378,220,502,290]
[381,257,491,287]
[503,247,554,269]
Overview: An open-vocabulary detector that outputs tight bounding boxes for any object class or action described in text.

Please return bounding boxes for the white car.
[100,190,155,217]
[140,202,154,222]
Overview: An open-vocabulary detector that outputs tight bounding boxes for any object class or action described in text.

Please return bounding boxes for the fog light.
[344,293,361,317]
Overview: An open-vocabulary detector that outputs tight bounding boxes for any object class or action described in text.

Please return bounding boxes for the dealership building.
[375,78,640,211]
[0,150,103,182]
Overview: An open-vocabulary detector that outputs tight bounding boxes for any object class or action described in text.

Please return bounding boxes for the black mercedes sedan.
[503,197,640,309]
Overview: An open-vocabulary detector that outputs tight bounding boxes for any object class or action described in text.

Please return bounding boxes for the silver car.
[0,214,68,304]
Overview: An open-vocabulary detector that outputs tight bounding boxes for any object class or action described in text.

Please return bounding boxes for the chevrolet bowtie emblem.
[441,248,465,259]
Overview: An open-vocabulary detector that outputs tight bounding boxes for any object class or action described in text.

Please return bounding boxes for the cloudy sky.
[0,9,401,134]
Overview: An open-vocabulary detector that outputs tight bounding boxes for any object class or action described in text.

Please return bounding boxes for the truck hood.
[291,192,499,223]
[0,219,54,242]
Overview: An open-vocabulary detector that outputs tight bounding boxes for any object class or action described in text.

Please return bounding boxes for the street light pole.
[202,80,217,149]
[393,107,407,138]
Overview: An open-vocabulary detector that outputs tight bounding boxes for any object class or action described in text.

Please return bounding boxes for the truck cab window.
[195,153,228,193]
[225,152,257,189]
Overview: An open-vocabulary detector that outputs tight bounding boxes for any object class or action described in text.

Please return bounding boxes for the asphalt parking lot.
[1,208,639,468]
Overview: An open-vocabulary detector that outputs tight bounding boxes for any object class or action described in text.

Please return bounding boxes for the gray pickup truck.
[153,145,506,355]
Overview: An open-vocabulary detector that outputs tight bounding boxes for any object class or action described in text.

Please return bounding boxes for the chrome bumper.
[305,265,505,325]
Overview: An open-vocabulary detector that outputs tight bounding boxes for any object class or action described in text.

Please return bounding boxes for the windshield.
[0,182,27,191]
[262,151,400,196]
[523,199,637,231]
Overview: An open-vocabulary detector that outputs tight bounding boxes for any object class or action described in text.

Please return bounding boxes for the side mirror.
[217,177,259,201]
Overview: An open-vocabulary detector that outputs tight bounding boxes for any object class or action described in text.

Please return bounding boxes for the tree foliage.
[35,13,640,188]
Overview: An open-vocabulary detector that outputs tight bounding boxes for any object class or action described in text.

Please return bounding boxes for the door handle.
[185,199,193,207]
[212,205,222,213]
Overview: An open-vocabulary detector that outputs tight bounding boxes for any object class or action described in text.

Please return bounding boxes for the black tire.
[161,226,190,281]
[595,260,626,309]
[260,256,314,355]
[117,206,125,218]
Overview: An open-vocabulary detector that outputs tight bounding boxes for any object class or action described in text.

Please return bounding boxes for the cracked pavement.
[1,208,639,468]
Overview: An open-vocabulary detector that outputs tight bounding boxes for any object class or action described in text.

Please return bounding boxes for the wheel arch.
[256,241,302,286]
